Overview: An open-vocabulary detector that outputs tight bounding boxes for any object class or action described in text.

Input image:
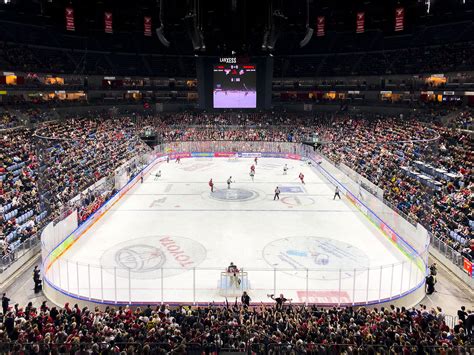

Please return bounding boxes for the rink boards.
[42,151,427,307]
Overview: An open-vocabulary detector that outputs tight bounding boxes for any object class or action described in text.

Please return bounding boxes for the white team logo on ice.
[209,188,258,202]
[262,236,370,280]
[100,236,207,279]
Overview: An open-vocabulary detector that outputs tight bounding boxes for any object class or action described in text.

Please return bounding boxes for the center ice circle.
[262,236,371,280]
[210,188,259,202]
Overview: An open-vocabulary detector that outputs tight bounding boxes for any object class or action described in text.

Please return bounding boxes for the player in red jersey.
[250,164,255,173]
[176,156,181,164]
[254,157,258,165]
[299,172,305,184]
[209,178,214,192]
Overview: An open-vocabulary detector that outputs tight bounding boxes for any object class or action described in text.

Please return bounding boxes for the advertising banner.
[297,291,351,304]
[316,16,325,37]
[241,152,262,158]
[104,12,113,34]
[463,258,473,277]
[170,152,191,159]
[214,152,237,157]
[191,152,214,158]
[395,7,405,32]
[356,12,365,33]
[65,7,75,31]
[144,16,152,37]
[286,154,302,160]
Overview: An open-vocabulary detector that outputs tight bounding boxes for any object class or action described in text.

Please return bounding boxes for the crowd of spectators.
[34,117,147,211]
[0,111,23,130]
[1,113,149,265]
[1,127,41,259]
[0,109,473,353]
[0,299,471,353]
[1,109,472,269]
[141,110,473,262]
[313,114,473,262]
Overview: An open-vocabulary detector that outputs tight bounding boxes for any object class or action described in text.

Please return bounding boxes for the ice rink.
[46,157,422,305]
[213,91,257,108]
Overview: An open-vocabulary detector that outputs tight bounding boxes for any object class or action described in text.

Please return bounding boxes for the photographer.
[33,266,42,293]
[241,291,251,307]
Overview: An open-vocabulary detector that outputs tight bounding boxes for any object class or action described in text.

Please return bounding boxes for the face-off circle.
[262,236,370,280]
[100,236,206,279]
[281,196,315,206]
[209,188,260,202]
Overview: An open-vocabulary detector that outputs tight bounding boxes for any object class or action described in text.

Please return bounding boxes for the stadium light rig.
[156,0,170,47]
[425,0,431,13]
[299,0,314,48]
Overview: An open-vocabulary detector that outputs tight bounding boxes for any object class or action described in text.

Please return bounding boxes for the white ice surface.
[46,158,421,305]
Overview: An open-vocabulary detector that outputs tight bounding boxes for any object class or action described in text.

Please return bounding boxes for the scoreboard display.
[213,64,256,108]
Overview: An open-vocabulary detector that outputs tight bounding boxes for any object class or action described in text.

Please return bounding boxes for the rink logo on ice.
[279,186,304,193]
[100,236,206,279]
[262,236,370,280]
[209,188,259,202]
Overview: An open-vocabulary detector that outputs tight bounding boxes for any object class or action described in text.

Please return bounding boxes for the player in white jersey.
[249,170,255,181]
[227,176,233,189]
[283,164,288,175]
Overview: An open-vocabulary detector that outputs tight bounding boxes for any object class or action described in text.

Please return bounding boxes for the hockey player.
[140,174,144,184]
[299,172,305,184]
[227,176,233,189]
[166,156,170,163]
[333,185,341,200]
[274,186,280,200]
[154,170,161,181]
[254,156,258,165]
[249,170,255,182]
[227,262,240,288]
[176,156,181,164]
[250,164,255,173]
[209,178,214,192]
[283,164,288,175]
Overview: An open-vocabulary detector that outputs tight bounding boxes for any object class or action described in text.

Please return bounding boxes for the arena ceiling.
[1,0,472,55]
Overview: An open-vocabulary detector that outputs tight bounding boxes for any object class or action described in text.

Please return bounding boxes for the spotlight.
[299,26,314,48]
[156,26,170,47]
[299,0,313,48]
[261,30,270,50]
[156,0,170,47]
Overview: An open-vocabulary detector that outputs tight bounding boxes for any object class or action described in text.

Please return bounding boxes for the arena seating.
[0,300,471,353]
[0,115,149,262]
[1,110,472,271]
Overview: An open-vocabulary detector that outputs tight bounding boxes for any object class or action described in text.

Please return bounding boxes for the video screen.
[213,64,256,108]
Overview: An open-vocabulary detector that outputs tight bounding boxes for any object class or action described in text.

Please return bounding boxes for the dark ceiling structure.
[1,0,473,55]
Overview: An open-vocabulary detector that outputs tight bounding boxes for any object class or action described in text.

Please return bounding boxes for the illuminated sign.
[219,57,237,64]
